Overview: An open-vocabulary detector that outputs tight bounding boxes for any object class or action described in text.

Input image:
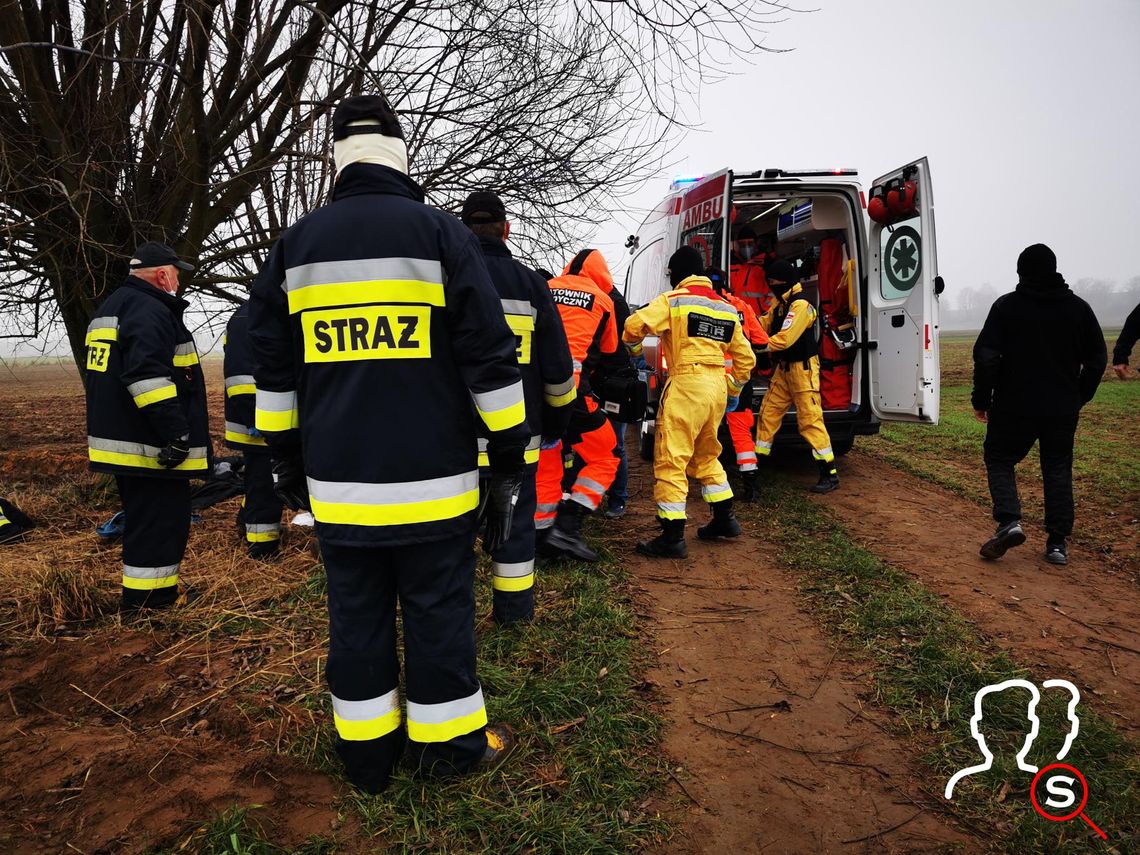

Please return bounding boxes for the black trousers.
[240,452,284,549]
[116,475,190,609]
[489,462,538,625]
[983,415,1078,538]
[322,532,487,793]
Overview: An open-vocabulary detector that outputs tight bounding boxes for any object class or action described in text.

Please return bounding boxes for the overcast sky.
[592,0,1140,301]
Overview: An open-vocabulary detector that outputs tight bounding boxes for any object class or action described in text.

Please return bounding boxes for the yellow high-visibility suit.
[624,275,755,520]
[755,282,835,462]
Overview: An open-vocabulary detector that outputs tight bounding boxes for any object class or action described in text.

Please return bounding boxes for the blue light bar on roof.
[669,174,705,190]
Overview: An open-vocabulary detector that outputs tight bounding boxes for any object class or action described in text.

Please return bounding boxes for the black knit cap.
[331,94,404,142]
[765,259,798,285]
[667,246,704,286]
[461,191,507,224]
[1017,243,1057,278]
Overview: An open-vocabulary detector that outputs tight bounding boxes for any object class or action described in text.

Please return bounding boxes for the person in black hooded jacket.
[972,243,1106,566]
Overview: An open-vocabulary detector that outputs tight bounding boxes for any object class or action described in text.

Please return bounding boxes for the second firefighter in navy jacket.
[248,96,528,794]
[84,241,208,610]
[462,191,576,625]
[223,302,284,558]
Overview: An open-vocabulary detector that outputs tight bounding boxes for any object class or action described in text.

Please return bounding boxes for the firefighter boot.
[739,470,759,503]
[636,518,688,559]
[810,459,840,494]
[697,499,742,540]
[544,500,600,563]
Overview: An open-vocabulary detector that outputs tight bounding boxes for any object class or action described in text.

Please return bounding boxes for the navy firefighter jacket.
[84,276,211,478]
[248,163,529,547]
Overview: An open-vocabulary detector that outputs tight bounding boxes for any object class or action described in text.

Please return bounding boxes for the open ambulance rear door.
[677,169,733,271]
[866,157,942,424]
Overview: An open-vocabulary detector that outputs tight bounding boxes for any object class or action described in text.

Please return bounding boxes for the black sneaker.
[475,723,517,772]
[603,500,627,520]
[980,521,1026,560]
[1045,538,1069,566]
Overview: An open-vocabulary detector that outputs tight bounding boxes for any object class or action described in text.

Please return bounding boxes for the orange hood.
[562,249,613,294]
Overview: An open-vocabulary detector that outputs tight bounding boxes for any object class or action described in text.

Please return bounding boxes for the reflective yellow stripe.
[333,707,403,741]
[492,572,534,592]
[246,530,280,543]
[478,446,540,468]
[89,448,208,471]
[287,280,445,314]
[406,700,488,743]
[477,398,526,433]
[122,573,178,590]
[225,429,268,447]
[85,328,119,344]
[226,384,255,398]
[310,490,479,526]
[133,384,177,407]
[544,386,577,407]
[255,407,299,432]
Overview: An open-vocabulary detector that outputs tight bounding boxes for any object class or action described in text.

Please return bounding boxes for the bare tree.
[0,0,794,369]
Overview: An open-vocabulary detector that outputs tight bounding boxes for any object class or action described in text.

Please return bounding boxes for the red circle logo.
[1030,763,1088,822]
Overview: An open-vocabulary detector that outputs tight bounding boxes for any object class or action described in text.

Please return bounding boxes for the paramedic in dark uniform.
[461,190,576,625]
[223,301,283,558]
[1112,301,1139,379]
[249,95,527,793]
[84,241,209,610]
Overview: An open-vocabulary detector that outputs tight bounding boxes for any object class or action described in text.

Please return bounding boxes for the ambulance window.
[681,219,724,272]
[626,237,664,307]
[878,216,922,301]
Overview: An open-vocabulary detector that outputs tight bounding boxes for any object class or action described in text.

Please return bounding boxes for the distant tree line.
[943,276,1140,331]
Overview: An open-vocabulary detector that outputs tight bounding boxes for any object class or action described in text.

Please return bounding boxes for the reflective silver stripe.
[284,257,443,291]
[755,439,773,450]
[535,518,554,530]
[246,523,280,534]
[702,482,732,497]
[123,562,180,580]
[669,295,734,313]
[742,291,767,299]
[126,377,174,397]
[88,436,208,461]
[472,380,524,414]
[493,560,535,579]
[256,389,297,412]
[406,687,485,725]
[225,420,257,436]
[500,298,537,319]
[572,360,583,372]
[225,374,256,390]
[173,342,197,357]
[575,476,606,495]
[331,688,399,721]
[571,493,601,510]
[307,470,478,505]
[536,503,559,514]
[739,462,758,472]
[544,377,576,398]
[88,316,119,332]
[657,502,687,514]
[812,446,835,462]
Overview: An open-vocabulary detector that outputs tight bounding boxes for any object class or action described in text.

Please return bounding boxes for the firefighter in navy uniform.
[249,96,527,793]
[753,260,839,493]
[462,191,576,625]
[84,241,210,609]
[223,302,284,558]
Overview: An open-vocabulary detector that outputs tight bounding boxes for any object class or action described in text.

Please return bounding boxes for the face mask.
[737,243,756,261]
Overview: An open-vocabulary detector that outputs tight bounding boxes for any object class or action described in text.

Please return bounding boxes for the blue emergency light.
[669,175,705,190]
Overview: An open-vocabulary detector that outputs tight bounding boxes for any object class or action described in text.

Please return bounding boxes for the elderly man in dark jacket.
[972,244,1107,565]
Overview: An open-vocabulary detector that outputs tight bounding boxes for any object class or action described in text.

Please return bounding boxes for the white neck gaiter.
[333,120,409,175]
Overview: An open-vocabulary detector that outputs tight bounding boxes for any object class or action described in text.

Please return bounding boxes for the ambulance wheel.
[639,427,654,461]
[833,437,854,457]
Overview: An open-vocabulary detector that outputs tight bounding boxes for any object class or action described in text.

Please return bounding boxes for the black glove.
[477,469,525,554]
[271,455,310,510]
[157,438,190,469]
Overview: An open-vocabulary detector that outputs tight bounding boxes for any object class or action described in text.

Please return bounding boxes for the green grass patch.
[158,805,335,854]
[751,479,1139,852]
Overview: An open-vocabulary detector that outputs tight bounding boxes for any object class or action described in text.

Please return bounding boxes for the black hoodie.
[972,273,1106,419]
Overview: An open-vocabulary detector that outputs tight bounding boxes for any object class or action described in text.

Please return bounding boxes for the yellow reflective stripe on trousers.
[477,435,541,468]
[225,421,268,447]
[122,563,179,590]
[89,436,208,471]
[283,257,446,314]
[225,374,256,397]
[657,502,687,520]
[702,482,733,502]
[127,377,178,407]
[332,689,402,741]
[245,523,280,543]
[406,688,487,743]
[307,471,480,527]
[255,389,299,432]
[472,380,526,432]
[493,560,535,592]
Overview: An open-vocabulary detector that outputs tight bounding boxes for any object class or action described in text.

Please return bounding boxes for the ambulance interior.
[729,193,861,414]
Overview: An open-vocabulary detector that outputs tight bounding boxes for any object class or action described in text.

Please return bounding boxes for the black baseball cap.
[129,241,194,271]
[461,191,507,224]
[331,94,404,142]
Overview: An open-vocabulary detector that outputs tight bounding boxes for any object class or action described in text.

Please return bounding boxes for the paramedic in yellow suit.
[624,247,755,558]
[754,260,840,493]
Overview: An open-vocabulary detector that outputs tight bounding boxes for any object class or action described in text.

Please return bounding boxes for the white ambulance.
[623,159,943,459]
